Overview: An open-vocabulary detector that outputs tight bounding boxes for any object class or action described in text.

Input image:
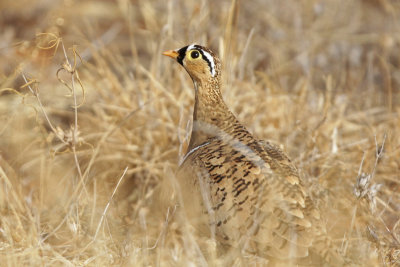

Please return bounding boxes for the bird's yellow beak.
[162,50,179,60]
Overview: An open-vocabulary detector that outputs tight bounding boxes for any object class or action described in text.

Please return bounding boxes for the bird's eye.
[190,50,200,59]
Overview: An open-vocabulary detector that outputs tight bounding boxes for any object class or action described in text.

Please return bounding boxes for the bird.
[162,44,339,265]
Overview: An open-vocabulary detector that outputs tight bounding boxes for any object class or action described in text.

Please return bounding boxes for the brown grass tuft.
[1,0,399,266]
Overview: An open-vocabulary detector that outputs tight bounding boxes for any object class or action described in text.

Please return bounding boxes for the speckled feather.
[165,45,336,263]
[178,121,320,259]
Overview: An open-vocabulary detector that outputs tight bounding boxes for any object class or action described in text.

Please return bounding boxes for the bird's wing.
[178,137,322,259]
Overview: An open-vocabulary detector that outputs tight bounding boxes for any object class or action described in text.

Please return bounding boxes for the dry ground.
[0,0,399,266]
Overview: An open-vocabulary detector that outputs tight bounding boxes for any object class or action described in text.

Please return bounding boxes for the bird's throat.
[187,82,241,151]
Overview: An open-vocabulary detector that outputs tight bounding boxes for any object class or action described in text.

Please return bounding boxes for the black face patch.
[176,44,215,76]
[177,46,188,65]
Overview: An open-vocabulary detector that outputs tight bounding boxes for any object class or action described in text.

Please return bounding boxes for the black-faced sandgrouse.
[162,44,341,265]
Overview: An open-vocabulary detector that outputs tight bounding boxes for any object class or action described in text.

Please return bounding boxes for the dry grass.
[0,0,399,266]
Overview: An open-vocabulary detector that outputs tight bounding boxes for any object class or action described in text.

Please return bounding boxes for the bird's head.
[163,44,221,85]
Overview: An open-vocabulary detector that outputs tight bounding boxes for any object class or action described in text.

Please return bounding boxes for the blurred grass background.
[0,0,399,266]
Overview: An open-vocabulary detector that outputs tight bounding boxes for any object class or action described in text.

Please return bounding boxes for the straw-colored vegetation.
[1,0,399,266]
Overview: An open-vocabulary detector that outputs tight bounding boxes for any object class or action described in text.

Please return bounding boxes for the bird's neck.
[188,80,242,151]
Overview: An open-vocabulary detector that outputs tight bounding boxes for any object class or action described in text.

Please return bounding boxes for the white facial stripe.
[186,44,216,77]
[187,44,196,51]
[201,50,216,77]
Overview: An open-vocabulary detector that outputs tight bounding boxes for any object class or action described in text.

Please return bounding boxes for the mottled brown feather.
[164,45,342,265]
